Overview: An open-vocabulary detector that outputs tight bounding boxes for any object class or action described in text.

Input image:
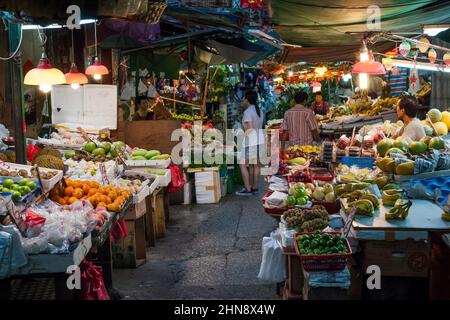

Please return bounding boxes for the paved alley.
[113,190,280,300]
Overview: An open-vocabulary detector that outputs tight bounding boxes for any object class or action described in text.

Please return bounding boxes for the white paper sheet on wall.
[51,84,118,130]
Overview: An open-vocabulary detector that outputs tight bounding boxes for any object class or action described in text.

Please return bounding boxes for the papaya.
[395,161,415,176]
[376,158,395,174]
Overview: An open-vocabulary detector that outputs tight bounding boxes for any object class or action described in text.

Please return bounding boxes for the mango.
[132,149,148,157]
[145,150,161,160]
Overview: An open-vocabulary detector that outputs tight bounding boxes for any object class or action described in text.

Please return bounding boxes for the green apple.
[20,186,31,195]
[12,184,21,191]
[11,191,21,201]
[2,179,14,188]
[18,179,29,186]
[26,181,37,190]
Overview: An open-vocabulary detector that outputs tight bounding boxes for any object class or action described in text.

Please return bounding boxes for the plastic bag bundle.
[268,175,288,193]
[414,157,437,174]
[264,191,288,208]
[257,229,286,282]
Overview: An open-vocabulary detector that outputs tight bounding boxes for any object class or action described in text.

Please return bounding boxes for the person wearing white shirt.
[395,96,426,141]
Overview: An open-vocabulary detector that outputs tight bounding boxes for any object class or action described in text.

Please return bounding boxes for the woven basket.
[127,1,167,24]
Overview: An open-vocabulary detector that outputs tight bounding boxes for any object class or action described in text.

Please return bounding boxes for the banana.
[442,212,450,221]
[385,199,412,220]
[361,194,380,208]
[348,199,375,217]
[382,189,404,205]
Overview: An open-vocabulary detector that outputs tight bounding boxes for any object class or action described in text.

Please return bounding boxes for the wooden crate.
[360,239,430,277]
[112,216,147,268]
[283,281,302,300]
[124,198,147,220]
[286,253,304,295]
[151,188,166,239]
[145,193,156,247]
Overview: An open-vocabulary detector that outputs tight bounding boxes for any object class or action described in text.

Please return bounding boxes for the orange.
[58,198,67,205]
[104,196,112,205]
[88,188,98,196]
[65,179,73,187]
[82,185,90,194]
[97,202,107,208]
[73,188,84,199]
[107,192,118,201]
[64,186,74,197]
[68,197,78,205]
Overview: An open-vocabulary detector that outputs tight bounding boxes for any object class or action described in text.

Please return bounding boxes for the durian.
[0,153,8,162]
[32,155,64,170]
[34,147,62,159]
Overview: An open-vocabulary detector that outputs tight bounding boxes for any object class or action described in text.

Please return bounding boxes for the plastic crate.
[340,156,375,168]
[294,232,352,272]
[310,168,334,182]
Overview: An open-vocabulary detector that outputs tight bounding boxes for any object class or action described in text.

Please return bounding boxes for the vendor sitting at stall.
[310,92,330,115]
[395,95,426,141]
[132,96,154,121]
[281,91,321,147]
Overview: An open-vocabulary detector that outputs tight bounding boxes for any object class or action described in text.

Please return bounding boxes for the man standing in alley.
[281,91,321,147]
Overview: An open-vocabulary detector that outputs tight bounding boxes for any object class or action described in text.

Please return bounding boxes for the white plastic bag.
[265,191,288,208]
[257,229,286,282]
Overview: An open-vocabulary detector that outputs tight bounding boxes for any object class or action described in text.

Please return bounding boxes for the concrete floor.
[113,189,280,300]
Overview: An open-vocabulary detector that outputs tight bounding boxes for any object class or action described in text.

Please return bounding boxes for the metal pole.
[8,23,26,164]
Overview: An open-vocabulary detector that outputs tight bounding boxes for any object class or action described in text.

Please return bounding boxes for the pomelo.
[434,122,448,136]
[429,137,445,150]
[428,108,442,123]
[377,138,394,157]
[408,141,428,155]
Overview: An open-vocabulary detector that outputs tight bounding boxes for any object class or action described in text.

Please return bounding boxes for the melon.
[393,137,409,152]
[429,137,445,150]
[408,141,428,155]
[434,122,448,136]
[376,138,394,157]
[427,108,442,123]
[441,111,450,129]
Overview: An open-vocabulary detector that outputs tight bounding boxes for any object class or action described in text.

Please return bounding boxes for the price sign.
[99,163,110,186]
[342,207,356,238]
[4,199,27,236]
[114,145,127,165]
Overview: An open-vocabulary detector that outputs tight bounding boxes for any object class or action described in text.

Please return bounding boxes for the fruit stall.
[260,107,450,300]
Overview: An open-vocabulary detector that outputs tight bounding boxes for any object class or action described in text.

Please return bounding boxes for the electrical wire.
[0,25,23,60]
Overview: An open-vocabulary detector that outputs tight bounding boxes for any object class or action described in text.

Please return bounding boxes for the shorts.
[240,144,265,164]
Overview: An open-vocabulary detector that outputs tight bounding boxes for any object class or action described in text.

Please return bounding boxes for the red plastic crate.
[294,232,352,272]
[311,168,334,182]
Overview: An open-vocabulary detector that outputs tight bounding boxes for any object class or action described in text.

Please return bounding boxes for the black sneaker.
[252,188,259,194]
[235,188,253,196]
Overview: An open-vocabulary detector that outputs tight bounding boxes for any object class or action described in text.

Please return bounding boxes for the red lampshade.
[351,60,386,75]
[65,63,88,85]
[85,57,109,76]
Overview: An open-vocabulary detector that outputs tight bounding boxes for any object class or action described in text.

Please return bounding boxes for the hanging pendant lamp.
[85,20,109,80]
[65,30,88,89]
[24,29,65,93]
[351,40,386,75]
[24,52,66,93]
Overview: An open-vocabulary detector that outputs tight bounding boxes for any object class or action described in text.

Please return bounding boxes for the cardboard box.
[195,171,221,204]
[361,240,430,278]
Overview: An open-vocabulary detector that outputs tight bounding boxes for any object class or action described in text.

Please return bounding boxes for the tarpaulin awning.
[271,0,450,47]
[282,42,395,63]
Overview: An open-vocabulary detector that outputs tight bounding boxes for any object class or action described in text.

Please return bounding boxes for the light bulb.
[288,71,293,77]
[360,52,369,62]
[70,83,80,90]
[359,73,368,89]
[39,84,52,93]
[342,74,352,82]
[93,74,102,80]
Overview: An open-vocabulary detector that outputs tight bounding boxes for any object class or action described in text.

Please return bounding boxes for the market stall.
[258,104,450,299]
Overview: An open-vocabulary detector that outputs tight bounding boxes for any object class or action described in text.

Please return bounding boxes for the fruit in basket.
[395,161,415,175]
[323,183,333,194]
[408,141,428,155]
[287,196,297,206]
[297,233,348,255]
[427,108,442,123]
[376,138,394,157]
[296,197,308,206]
[84,141,97,153]
[145,150,160,159]
[287,157,307,166]
[131,156,146,160]
[428,137,445,150]
[434,122,448,136]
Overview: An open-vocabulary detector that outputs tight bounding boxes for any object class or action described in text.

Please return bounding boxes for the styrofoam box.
[0,162,63,192]
[122,169,159,197]
[145,168,171,187]
[125,159,171,169]
[195,171,221,204]
[133,184,150,204]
